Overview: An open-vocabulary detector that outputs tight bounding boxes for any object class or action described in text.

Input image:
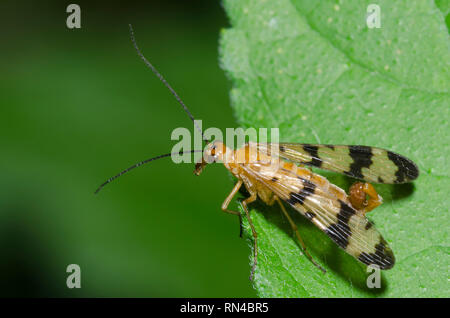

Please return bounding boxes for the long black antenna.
[128,24,207,141]
[95,25,210,194]
[95,150,203,194]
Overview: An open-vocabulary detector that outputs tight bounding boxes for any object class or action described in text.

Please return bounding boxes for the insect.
[96,25,419,280]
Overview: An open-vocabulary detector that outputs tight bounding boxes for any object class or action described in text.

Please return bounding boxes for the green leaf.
[219,0,450,297]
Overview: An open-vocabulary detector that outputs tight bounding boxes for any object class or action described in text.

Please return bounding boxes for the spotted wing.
[256,143,419,184]
[242,163,395,269]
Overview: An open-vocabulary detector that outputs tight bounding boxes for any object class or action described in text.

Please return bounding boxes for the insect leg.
[275,197,326,273]
[221,180,244,237]
[349,182,382,214]
[240,193,258,281]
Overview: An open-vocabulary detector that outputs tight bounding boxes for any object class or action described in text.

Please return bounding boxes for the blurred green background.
[0,0,257,297]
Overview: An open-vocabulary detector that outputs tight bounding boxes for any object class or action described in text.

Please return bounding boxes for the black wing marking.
[256,143,419,184]
[242,162,395,269]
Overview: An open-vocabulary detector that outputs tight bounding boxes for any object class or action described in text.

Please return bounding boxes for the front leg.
[221,180,244,237]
